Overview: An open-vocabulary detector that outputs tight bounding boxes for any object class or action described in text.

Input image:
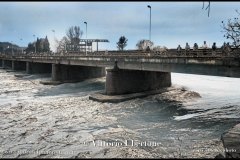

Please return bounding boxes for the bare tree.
[136,39,154,51]
[221,10,240,48]
[202,1,211,17]
[66,26,83,45]
[116,36,128,51]
[55,36,70,53]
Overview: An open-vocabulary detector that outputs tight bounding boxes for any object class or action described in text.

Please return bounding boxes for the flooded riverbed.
[0,69,239,158]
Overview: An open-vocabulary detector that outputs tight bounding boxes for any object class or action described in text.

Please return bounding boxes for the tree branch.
[202,1,211,17]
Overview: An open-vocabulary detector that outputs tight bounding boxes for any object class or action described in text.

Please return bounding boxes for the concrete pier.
[3,60,12,69]
[105,67,171,95]
[51,64,105,82]
[12,61,26,71]
[26,62,52,74]
[2,60,5,68]
[89,87,174,103]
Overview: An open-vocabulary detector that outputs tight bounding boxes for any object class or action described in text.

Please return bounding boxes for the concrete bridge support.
[52,64,106,82]
[105,68,171,95]
[3,60,12,69]
[12,61,26,71]
[26,62,52,74]
[2,60,5,68]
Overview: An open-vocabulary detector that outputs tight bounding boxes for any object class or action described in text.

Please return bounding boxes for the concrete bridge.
[0,49,240,95]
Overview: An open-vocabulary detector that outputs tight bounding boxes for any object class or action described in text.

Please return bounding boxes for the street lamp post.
[20,38,23,54]
[52,29,55,55]
[84,22,87,39]
[147,5,151,41]
[84,21,87,55]
[52,29,55,38]
[11,41,13,56]
[33,34,36,53]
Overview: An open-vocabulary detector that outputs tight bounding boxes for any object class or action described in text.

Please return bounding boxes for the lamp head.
[147,5,151,8]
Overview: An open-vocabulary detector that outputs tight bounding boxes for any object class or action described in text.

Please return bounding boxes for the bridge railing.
[0,48,239,59]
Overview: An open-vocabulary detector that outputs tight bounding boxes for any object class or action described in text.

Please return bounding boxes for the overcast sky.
[0,1,239,51]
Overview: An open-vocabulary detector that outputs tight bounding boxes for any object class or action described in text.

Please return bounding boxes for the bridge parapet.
[0,48,240,58]
[1,54,240,68]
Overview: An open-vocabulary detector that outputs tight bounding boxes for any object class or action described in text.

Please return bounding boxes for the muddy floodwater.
[0,69,240,158]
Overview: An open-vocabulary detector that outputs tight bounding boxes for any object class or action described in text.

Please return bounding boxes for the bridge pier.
[12,61,26,71]
[2,60,5,68]
[105,67,171,95]
[0,59,2,67]
[3,60,12,69]
[52,64,105,82]
[26,62,52,74]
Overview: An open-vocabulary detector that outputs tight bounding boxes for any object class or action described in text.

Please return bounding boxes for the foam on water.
[0,69,240,158]
[174,113,200,121]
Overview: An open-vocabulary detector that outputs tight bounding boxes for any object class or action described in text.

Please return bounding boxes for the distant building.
[26,36,50,53]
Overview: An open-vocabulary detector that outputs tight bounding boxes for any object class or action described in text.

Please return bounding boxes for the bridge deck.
[1,49,240,78]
